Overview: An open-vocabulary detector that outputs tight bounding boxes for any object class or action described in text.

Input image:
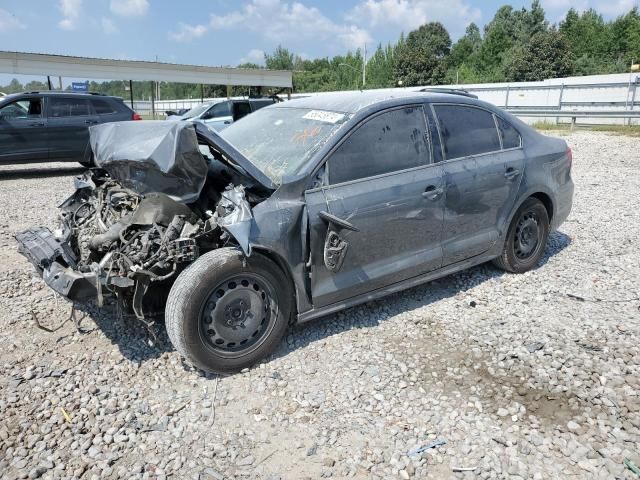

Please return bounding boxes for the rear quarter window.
[433,104,501,159]
[91,98,117,115]
[496,116,521,149]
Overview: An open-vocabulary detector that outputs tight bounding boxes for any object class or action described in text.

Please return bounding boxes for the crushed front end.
[15,121,270,320]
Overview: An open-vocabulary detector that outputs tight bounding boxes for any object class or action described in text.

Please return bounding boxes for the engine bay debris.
[16,121,268,322]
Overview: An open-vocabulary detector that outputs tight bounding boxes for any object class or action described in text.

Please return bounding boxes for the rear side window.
[433,105,500,159]
[329,106,429,185]
[250,100,273,111]
[49,97,90,117]
[91,98,116,115]
[233,102,252,120]
[496,116,521,149]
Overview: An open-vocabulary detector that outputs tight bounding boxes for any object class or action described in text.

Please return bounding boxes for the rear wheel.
[492,197,549,273]
[165,248,292,374]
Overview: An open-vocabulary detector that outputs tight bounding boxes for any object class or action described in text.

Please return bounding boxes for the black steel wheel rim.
[514,210,541,259]
[199,273,277,357]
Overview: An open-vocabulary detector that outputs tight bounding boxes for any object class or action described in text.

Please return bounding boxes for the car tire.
[165,247,292,374]
[492,197,550,273]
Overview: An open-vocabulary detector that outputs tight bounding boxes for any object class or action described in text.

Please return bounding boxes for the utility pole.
[362,44,367,88]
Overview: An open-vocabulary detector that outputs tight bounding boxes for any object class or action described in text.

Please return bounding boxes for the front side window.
[0,98,42,119]
[328,106,429,185]
[49,97,90,118]
[208,101,232,118]
[433,105,500,159]
[496,116,521,149]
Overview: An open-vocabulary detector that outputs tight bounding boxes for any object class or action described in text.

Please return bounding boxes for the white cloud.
[346,0,481,33]
[58,0,82,30]
[239,48,265,64]
[168,22,207,42]
[209,0,372,49]
[541,0,636,16]
[101,17,119,34]
[0,9,25,32]
[595,0,637,16]
[110,0,149,17]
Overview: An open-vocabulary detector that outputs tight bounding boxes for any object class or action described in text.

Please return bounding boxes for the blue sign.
[71,82,89,92]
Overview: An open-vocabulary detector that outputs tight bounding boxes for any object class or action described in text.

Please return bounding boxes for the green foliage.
[505,30,574,81]
[394,22,451,86]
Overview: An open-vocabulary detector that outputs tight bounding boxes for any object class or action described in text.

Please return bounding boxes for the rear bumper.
[552,178,574,230]
[15,227,99,301]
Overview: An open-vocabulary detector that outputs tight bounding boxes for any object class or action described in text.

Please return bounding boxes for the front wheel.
[492,197,550,273]
[165,248,292,374]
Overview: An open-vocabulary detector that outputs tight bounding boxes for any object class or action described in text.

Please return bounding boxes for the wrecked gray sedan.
[16,90,574,373]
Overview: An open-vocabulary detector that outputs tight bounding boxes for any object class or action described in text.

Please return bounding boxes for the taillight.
[132,112,142,121]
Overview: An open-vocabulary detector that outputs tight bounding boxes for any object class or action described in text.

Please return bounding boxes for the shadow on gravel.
[74,231,571,371]
[0,165,84,180]
[274,230,572,361]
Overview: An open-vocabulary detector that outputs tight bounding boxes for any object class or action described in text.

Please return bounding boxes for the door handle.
[28,122,45,127]
[85,120,98,125]
[504,167,521,179]
[318,210,359,232]
[422,185,444,201]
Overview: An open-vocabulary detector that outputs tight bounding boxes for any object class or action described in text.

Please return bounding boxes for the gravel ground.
[1,132,639,480]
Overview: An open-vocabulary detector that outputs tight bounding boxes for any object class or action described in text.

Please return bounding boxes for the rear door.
[47,96,97,161]
[430,103,524,265]
[305,105,445,308]
[0,96,48,162]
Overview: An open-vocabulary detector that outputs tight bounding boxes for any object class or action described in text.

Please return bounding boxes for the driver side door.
[0,96,48,163]
[305,105,445,308]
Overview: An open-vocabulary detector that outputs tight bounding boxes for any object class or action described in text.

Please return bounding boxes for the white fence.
[134,72,640,125]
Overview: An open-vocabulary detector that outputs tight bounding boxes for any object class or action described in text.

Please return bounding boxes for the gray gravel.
[1,131,639,479]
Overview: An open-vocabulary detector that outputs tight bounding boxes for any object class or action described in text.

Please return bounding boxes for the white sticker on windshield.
[302,110,345,124]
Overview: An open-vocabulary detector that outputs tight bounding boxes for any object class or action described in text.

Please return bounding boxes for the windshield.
[219,106,348,185]
[181,102,213,119]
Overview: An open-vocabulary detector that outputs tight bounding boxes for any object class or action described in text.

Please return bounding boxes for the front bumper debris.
[15,226,130,301]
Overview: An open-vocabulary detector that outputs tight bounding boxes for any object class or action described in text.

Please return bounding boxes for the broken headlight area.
[16,120,270,325]
[16,170,259,323]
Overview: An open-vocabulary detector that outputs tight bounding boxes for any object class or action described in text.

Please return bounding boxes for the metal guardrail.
[506,109,640,128]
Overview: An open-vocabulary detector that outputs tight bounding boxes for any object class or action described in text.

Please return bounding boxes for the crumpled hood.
[90,120,209,203]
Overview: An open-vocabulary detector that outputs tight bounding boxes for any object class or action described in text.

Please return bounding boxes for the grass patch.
[532,121,640,137]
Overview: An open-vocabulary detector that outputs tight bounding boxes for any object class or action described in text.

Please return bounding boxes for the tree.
[394,22,451,86]
[450,23,482,68]
[366,43,396,88]
[505,30,574,81]
[264,45,295,71]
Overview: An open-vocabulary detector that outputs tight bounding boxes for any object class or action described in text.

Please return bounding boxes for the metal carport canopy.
[0,51,292,88]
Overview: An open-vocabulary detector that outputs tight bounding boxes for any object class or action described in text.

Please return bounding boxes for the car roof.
[278,89,480,114]
[3,91,119,99]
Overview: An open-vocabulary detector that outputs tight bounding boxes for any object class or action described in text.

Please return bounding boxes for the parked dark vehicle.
[16,90,573,373]
[0,91,141,165]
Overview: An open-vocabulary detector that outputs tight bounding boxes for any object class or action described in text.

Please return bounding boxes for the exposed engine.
[15,120,270,323]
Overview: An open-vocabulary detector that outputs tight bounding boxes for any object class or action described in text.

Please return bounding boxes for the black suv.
[0,91,140,165]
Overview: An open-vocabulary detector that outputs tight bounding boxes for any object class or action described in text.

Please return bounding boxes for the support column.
[129,80,134,109]
[151,80,156,120]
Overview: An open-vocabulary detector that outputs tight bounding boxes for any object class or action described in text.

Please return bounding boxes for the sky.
[0,0,637,85]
